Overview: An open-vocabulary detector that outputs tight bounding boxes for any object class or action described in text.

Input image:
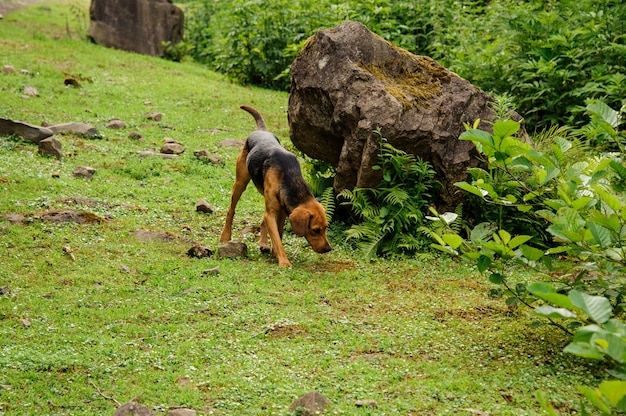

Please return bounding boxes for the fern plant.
[339,136,436,260]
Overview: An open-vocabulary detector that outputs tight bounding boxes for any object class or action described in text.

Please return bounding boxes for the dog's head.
[289,202,332,254]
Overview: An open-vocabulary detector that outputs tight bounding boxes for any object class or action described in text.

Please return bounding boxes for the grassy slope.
[0,1,600,415]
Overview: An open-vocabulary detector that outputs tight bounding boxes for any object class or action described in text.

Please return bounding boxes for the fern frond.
[318,186,336,222]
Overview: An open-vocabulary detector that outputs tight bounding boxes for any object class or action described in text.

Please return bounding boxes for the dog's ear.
[289,208,311,237]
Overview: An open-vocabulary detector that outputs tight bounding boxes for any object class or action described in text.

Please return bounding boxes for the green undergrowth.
[0,1,604,415]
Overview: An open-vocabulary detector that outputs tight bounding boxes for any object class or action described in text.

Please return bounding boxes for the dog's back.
[241,107,313,209]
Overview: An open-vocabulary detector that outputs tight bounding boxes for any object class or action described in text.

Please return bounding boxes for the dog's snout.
[321,244,332,253]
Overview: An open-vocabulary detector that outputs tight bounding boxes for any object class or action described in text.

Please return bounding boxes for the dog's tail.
[240,105,267,131]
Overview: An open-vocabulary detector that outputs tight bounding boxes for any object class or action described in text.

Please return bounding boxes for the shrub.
[426,113,626,415]
[339,135,436,260]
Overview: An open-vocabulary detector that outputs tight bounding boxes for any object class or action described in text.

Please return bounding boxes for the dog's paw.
[259,245,271,254]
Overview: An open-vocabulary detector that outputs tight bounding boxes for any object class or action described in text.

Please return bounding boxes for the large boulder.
[289,21,524,210]
[88,0,184,57]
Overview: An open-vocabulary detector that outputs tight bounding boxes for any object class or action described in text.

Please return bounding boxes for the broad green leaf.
[508,235,532,249]
[541,166,561,185]
[570,196,594,211]
[572,324,604,343]
[577,385,612,414]
[546,226,584,243]
[520,245,544,261]
[545,245,568,255]
[599,380,626,408]
[528,282,573,309]
[534,305,576,319]
[600,334,626,364]
[553,136,572,153]
[442,233,464,250]
[569,290,612,324]
[588,211,621,233]
[565,342,604,360]
[587,100,620,128]
[430,244,459,256]
[470,222,496,243]
[505,296,519,306]
[477,255,492,272]
[455,181,487,198]
[593,186,624,213]
[586,221,612,248]
[489,272,504,284]
[498,229,512,245]
[459,129,495,149]
[566,161,588,181]
[610,160,626,180]
[493,120,520,139]
[535,391,560,416]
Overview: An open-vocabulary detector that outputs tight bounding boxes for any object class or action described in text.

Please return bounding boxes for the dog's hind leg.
[259,218,271,254]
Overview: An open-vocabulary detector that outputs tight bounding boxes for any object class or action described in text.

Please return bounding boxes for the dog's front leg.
[263,210,291,267]
[220,149,250,243]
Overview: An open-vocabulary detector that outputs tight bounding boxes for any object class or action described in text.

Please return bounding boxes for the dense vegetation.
[1,0,625,414]
[178,0,626,413]
[181,0,625,133]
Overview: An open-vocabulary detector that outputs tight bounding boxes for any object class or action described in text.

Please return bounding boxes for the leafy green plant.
[339,136,436,260]
[427,115,626,415]
[575,99,626,153]
[161,40,194,62]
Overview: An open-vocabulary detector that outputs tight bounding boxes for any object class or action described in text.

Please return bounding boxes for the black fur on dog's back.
[241,109,314,214]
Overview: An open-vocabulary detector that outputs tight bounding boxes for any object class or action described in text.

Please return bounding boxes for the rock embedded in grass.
[195,198,214,214]
[72,166,96,180]
[38,137,63,159]
[161,138,185,154]
[289,391,331,415]
[0,118,53,143]
[113,401,156,416]
[218,240,247,259]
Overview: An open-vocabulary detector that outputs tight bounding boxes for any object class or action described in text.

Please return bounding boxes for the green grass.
[0,2,602,415]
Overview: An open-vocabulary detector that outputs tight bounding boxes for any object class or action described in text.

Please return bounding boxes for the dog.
[219,105,332,267]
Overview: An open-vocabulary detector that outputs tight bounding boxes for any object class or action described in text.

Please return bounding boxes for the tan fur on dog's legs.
[219,149,250,243]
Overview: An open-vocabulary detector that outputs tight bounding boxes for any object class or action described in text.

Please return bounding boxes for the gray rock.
[146,112,163,121]
[106,119,126,129]
[187,245,213,259]
[72,166,96,180]
[355,399,378,408]
[89,0,184,57]
[288,21,525,210]
[195,198,214,214]
[202,267,220,276]
[194,149,224,165]
[2,65,15,73]
[0,118,53,143]
[38,137,63,159]
[167,408,196,416]
[23,86,38,96]
[44,122,100,137]
[289,391,331,415]
[218,240,247,259]
[128,131,143,141]
[161,141,185,155]
[113,401,156,416]
[138,149,178,159]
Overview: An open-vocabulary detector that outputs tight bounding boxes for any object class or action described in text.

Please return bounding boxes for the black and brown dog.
[219,105,331,267]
